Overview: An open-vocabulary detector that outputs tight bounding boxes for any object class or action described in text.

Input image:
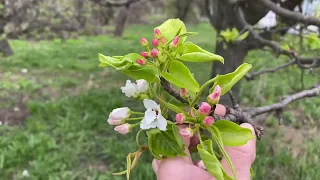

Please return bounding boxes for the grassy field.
[0,23,319,180]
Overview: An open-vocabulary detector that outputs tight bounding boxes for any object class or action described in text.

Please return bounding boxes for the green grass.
[0,23,319,179]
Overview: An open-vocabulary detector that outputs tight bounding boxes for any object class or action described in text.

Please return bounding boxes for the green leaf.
[147,123,186,159]
[177,42,224,63]
[197,140,224,180]
[250,168,255,179]
[99,54,129,69]
[99,53,150,72]
[126,153,133,180]
[237,31,249,41]
[123,65,158,83]
[209,63,252,95]
[161,60,199,92]
[214,120,254,146]
[178,32,198,39]
[163,102,185,114]
[156,19,187,43]
[208,126,236,179]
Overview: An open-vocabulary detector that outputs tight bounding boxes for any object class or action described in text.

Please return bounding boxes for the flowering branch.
[258,0,320,26]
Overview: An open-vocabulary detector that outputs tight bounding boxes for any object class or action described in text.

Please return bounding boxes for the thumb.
[221,123,256,180]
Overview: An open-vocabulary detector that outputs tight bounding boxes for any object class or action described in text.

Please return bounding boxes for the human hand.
[152,104,256,180]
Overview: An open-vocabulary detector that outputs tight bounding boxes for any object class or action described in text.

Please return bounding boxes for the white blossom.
[22,170,29,177]
[140,99,167,131]
[136,79,149,93]
[120,79,149,98]
[21,68,28,74]
[120,80,138,97]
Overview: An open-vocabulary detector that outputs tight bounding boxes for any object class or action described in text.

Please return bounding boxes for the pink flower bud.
[140,37,148,46]
[154,28,161,38]
[175,113,185,124]
[207,85,222,105]
[136,59,146,65]
[171,36,180,48]
[108,118,125,125]
[108,107,130,125]
[159,37,166,45]
[114,123,131,135]
[203,116,215,126]
[180,88,188,97]
[199,102,211,115]
[179,128,193,138]
[152,38,159,47]
[151,48,159,58]
[140,51,150,58]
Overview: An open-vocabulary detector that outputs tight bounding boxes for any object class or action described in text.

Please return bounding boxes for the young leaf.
[99,53,150,72]
[250,167,255,179]
[236,31,249,41]
[208,126,236,179]
[209,63,252,94]
[177,42,224,63]
[99,54,129,68]
[161,60,199,92]
[155,19,187,43]
[147,123,186,159]
[213,120,254,146]
[197,140,224,180]
[126,153,133,180]
[123,65,158,83]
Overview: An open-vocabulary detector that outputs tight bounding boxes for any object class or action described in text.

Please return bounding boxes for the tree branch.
[88,0,139,7]
[249,83,320,117]
[246,60,296,80]
[160,77,188,104]
[160,76,320,139]
[258,0,320,26]
[236,7,293,57]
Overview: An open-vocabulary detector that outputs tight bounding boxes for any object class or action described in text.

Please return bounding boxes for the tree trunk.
[114,6,130,37]
[0,39,13,57]
[175,0,192,21]
[207,0,272,105]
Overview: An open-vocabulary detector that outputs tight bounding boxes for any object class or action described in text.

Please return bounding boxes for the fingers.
[221,123,256,180]
[157,160,213,180]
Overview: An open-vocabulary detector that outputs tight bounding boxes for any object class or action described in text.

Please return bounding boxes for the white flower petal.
[136,79,149,93]
[143,99,158,109]
[144,108,157,124]
[140,118,157,130]
[121,80,138,97]
[156,114,167,131]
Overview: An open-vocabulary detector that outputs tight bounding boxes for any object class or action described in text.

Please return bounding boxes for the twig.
[258,0,320,26]
[160,77,188,104]
[249,83,320,117]
[228,91,240,110]
[88,0,139,7]
[246,60,296,80]
[236,7,293,57]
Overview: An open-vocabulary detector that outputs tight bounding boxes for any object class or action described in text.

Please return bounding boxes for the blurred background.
[0,0,319,179]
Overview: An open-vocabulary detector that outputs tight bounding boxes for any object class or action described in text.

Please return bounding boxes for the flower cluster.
[120,79,149,99]
[109,78,222,136]
[137,28,180,66]
[175,85,222,137]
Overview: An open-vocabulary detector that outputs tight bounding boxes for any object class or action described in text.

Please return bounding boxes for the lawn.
[0,23,319,180]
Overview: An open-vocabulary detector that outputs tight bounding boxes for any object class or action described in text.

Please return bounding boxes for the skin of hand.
[152,104,256,180]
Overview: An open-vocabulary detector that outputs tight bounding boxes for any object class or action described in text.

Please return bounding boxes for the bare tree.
[88,0,140,37]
